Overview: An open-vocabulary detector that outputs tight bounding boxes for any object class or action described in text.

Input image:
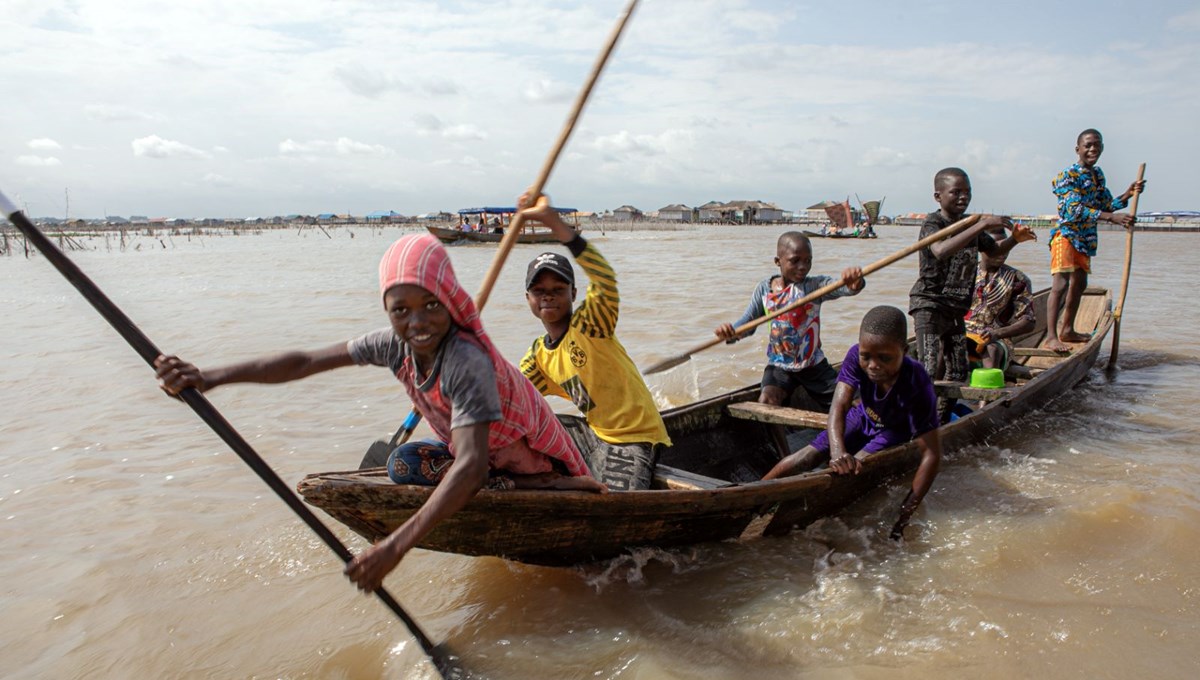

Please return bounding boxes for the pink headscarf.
[378,234,590,477]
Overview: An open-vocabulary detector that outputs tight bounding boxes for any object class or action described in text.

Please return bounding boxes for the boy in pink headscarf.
[154,233,604,592]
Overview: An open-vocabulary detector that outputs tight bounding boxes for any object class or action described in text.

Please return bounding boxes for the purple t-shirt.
[837,344,939,439]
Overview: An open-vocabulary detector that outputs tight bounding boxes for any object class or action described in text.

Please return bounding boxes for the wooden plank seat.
[933,380,1015,402]
[1011,347,1072,357]
[651,464,733,491]
[726,402,828,429]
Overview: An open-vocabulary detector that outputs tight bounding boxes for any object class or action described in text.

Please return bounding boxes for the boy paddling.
[1046,129,1147,352]
[763,306,941,540]
[909,167,1033,422]
[517,194,671,490]
[155,234,604,593]
[715,232,864,411]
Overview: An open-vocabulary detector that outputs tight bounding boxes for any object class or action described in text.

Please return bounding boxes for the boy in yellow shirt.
[518,194,670,490]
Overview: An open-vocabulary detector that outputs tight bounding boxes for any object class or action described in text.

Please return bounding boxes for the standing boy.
[908,167,1032,422]
[964,224,1037,370]
[1046,129,1147,351]
[518,194,670,491]
[715,232,864,411]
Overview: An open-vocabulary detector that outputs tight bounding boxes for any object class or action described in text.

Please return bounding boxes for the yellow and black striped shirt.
[520,239,670,446]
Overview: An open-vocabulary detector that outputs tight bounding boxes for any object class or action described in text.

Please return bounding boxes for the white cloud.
[1167,9,1200,31]
[860,146,916,169]
[412,115,486,141]
[592,129,695,157]
[84,104,155,122]
[202,172,233,187]
[334,64,404,98]
[16,155,62,167]
[523,79,574,103]
[422,79,459,95]
[334,137,389,155]
[28,138,62,150]
[213,146,230,153]
[279,137,391,156]
[441,124,487,141]
[132,135,211,159]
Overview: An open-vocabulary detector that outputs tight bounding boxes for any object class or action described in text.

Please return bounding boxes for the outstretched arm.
[154,342,354,394]
[890,428,941,539]
[344,422,491,592]
[930,215,1011,260]
[716,279,769,341]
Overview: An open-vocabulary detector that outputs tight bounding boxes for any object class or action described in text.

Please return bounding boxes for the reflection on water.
[2,227,1199,679]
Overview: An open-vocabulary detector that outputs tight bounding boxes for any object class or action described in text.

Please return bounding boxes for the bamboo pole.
[1107,162,1147,368]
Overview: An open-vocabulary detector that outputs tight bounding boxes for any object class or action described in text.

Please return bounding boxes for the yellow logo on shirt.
[569,341,587,368]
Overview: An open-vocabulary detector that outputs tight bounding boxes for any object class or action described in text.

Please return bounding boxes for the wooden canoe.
[802,229,877,240]
[297,287,1113,566]
[425,225,569,245]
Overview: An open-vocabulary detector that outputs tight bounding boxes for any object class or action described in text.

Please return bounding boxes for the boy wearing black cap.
[517,193,670,490]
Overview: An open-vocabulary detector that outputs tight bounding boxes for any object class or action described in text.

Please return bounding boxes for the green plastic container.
[969,368,1005,389]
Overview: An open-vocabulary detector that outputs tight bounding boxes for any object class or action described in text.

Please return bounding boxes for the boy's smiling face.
[934,174,972,220]
[526,270,576,327]
[1076,132,1103,168]
[384,284,452,362]
[774,238,812,285]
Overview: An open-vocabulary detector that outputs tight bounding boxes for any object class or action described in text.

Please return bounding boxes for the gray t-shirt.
[347,327,502,430]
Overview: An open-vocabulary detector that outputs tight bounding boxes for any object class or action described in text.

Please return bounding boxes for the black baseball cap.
[525,252,575,290]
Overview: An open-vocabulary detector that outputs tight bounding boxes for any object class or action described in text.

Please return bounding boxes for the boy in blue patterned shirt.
[716,232,864,410]
[1046,129,1146,351]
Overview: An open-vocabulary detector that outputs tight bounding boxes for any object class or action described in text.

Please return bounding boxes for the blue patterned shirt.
[729,274,860,371]
[1050,162,1127,256]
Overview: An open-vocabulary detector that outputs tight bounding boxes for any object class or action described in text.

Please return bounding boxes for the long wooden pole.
[390,0,640,446]
[1107,162,1147,368]
[474,0,638,310]
[642,213,984,375]
[0,193,455,678]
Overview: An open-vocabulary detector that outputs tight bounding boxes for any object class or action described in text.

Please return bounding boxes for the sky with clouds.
[3,0,1196,219]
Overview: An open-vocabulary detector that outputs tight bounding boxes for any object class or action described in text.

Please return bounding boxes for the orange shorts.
[1050,235,1090,274]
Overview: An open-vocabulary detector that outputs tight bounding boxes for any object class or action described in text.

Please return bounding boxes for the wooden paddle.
[389,0,641,445]
[642,213,984,375]
[1107,162,1146,369]
[0,194,457,678]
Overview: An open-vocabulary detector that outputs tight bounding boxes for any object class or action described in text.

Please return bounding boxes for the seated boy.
[1046,128,1147,351]
[762,305,941,540]
[715,232,864,411]
[154,233,605,593]
[518,194,671,490]
[909,167,1032,422]
[964,224,1036,370]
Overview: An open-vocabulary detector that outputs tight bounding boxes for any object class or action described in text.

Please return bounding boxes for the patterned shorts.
[1050,235,1091,274]
[386,438,515,490]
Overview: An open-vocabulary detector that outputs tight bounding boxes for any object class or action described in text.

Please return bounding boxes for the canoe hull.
[298,288,1113,566]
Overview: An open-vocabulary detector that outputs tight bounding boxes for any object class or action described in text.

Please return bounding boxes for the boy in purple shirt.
[763,305,942,539]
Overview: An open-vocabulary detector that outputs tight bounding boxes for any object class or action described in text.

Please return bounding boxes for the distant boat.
[425,225,569,244]
[802,229,863,240]
[813,199,878,239]
[428,206,581,245]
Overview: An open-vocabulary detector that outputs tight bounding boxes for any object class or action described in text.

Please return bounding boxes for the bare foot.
[1044,338,1071,352]
[558,475,609,493]
[514,472,608,493]
[1060,331,1090,344]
